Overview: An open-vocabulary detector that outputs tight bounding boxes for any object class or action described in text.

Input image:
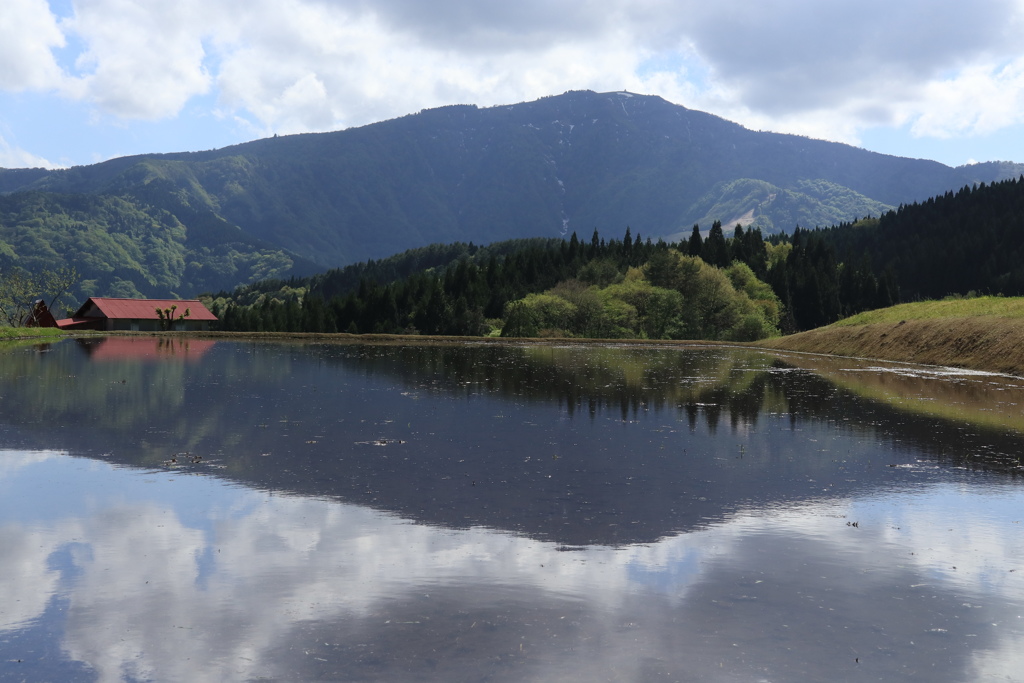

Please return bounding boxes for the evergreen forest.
[206,222,884,340]
[207,175,1024,339]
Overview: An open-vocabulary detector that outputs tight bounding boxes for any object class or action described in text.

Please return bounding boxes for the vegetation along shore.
[8,159,1024,377]
[10,294,1024,378]
[759,296,1024,376]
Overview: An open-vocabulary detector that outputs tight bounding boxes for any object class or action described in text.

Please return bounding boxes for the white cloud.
[7,455,1023,681]
[631,0,1024,146]
[0,133,60,168]
[0,525,65,630]
[911,58,1024,138]
[213,2,648,135]
[61,0,213,119]
[0,448,62,477]
[671,0,1022,110]
[5,0,1024,159]
[0,0,66,90]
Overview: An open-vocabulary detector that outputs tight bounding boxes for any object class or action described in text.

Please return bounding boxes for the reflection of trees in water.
[316,343,787,427]
[315,344,833,438]
[316,343,1024,473]
[778,368,1024,474]
[0,342,181,430]
[1,339,1020,477]
[1,338,1021,546]
[0,339,231,460]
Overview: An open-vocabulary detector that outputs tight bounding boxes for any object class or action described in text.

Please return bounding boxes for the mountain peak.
[3,90,1024,301]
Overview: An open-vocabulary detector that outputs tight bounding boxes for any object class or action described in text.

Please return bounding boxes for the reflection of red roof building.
[56,297,217,332]
[77,337,217,362]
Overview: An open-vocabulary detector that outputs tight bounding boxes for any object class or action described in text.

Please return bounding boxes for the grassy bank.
[8,296,1024,376]
[759,296,1024,375]
[0,327,65,340]
[0,327,67,351]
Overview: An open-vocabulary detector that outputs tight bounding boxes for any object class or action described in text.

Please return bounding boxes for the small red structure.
[23,300,59,328]
[55,297,218,332]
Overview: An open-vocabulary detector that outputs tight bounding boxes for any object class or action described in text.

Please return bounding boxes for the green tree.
[725,261,782,330]
[602,274,683,339]
[577,258,622,287]
[156,304,191,330]
[687,224,702,257]
[643,248,684,290]
[702,220,730,268]
[501,299,539,337]
[0,265,79,327]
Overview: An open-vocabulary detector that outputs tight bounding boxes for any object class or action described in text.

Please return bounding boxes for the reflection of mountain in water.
[0,338,1021,545]
[7,449,1016,683]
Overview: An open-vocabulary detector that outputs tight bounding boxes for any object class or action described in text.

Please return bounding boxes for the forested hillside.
[2,90,1022,305]
[0,190,314,308]
[821,176,1024,299]
[209,176,1024,339]
[206,221,886,340]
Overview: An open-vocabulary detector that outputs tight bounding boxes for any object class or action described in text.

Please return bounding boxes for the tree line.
[821,176,1024,300]
[12,173,1024,336]
[207,221,893,339]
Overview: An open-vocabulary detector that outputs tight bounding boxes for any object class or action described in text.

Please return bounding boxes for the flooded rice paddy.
[1,337,1023,682]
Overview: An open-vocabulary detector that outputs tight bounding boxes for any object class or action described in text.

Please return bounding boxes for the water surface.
[1,337,1022,681]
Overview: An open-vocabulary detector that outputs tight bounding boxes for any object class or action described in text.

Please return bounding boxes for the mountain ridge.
[1,90,1022,299]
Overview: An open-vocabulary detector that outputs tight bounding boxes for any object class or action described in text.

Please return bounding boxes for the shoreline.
[9,317,1024,377]
[757,316,1024,377]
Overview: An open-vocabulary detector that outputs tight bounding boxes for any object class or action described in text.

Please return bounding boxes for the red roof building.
[55,297,218,332]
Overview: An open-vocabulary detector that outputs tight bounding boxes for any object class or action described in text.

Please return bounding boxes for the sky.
[3,0,1024,170]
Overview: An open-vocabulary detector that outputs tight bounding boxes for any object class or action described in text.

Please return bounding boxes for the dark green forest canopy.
[211,176,1024,338]
[819,176,1024,300]
[207,223,871,340]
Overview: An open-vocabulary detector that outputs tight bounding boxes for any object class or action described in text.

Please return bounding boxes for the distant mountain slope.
[0,190,316,304]
[2,90,1022,299]
[679,177,895,239]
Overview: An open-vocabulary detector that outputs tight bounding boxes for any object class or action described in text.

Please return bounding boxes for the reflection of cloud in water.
[2,451,1023,682]
[0,450,67,631]
[0,525,66,631]
[0,448,61,478]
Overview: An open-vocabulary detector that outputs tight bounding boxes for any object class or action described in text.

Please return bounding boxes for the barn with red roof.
[55,297,218,332]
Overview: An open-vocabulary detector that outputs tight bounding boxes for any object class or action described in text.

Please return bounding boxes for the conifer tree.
[703,221,730,268]
[687,224,702,258]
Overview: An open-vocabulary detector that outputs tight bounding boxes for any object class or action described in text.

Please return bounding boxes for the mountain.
[0,189,320,302]
[2,90,1022,300]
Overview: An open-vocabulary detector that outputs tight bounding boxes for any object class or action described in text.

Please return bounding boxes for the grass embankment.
[0,327,64,340]
[759,296,1024,375]
[0,327,66,350]
[8,297,1024,375]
